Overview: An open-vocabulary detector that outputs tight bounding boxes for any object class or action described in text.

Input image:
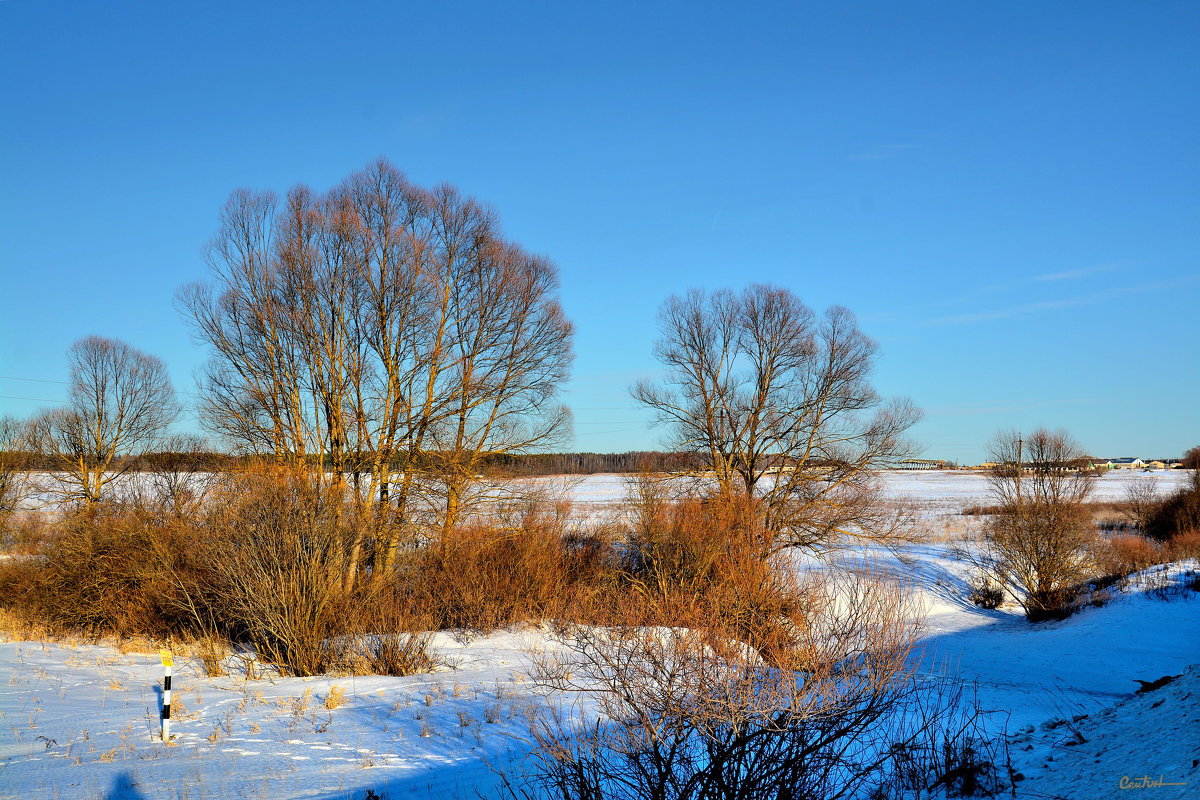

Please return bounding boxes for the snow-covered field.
[2,471,1197,799]
[544,467,1194,516]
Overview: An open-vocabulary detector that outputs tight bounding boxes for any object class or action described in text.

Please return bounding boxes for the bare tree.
[632,285,919,556]
[973,428,1098,620]
[178,188,309,461]
[0,415,33,528]
[1123,476,1161,534]
[421,191,574,540]
[142,433,214,519]
[29,336,181,510]
[178,159,574,582]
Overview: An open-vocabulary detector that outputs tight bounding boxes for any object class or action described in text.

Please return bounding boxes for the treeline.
[0,450,700,476]
[473,450,703,475]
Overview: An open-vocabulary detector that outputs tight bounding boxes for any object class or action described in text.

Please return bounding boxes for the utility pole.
[1015,435,1023,524]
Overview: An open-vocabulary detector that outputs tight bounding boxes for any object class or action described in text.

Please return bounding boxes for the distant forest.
[6,450,704,477]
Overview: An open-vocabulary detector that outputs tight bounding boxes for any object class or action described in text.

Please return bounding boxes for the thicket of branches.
[505,503,1006,800]
[1139,469,1200,543]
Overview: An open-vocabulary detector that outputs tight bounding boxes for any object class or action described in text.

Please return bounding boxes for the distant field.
[534,468,1195,520]
[16,467,1193,519]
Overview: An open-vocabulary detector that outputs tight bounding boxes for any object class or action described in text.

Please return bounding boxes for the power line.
[0,374,202,397]
[0,375,68,385]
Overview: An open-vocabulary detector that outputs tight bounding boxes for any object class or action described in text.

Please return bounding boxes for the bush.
[0,468,421,677]
[0,511,49,556]
[0,508,202,638]
[397,522,618,633]
[623,494,769,591]
[877,684,1011,799]
[1167,529,1200,561]
[967,576,1004,609]
[1144,470,1200,542]
[977,500,1098,621]
[511,567,1001,800]
[1097,534,1163,577]
[351,634,440,676]
[194,468,375,676]
[618,493,808,663]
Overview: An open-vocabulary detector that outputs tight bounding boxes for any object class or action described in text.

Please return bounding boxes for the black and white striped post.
[160,649,173,741]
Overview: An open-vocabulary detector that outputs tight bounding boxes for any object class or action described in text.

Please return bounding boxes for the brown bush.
[398,523,619,632]
[622,495,769,592]
[0,467,821,681]
[1167,529,1200,560]
[1097,534,1164,577]
[1145,470,1200,542]
[342,633,441,677]
[614,493,812,665]
[0,555,46,635]
[0,511,51,556]
[976,500,1099,621]
[0,508,202,639]
[967,576,1004,609]
[0,468,377,676]
[191,468,366,676]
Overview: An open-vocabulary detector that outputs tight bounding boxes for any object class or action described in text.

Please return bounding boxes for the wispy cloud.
[924,397,1101,417]
[848,143,918,161]
[1033,263,1121,282]
[922,274,1200,327]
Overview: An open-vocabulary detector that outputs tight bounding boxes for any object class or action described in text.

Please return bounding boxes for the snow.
[2,470,1198,798]
[1008,661,1200,799]
[0,631,544,798]
[17,466,1193,517]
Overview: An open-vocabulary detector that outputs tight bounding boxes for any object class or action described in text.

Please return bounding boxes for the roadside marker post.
[160,649,173,742]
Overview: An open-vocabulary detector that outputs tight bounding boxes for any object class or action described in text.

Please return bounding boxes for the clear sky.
[2,1,1197,464]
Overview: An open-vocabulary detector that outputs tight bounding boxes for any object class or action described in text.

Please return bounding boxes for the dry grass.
[324,685,347,710]
[190,635,228,677]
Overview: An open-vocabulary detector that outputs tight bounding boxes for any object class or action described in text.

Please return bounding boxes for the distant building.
[1105,457,1144,470]
[897,459,947,471]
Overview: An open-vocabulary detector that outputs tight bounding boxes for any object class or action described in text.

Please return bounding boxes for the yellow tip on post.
[160,649,173,668]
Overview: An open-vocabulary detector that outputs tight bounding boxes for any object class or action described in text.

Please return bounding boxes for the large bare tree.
[178,159,573,582]
[420,187,574,540]
[633,285,919,555]
[30,336,181,510]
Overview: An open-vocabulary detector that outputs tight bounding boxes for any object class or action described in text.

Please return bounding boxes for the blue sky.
[1,1,1197,464]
